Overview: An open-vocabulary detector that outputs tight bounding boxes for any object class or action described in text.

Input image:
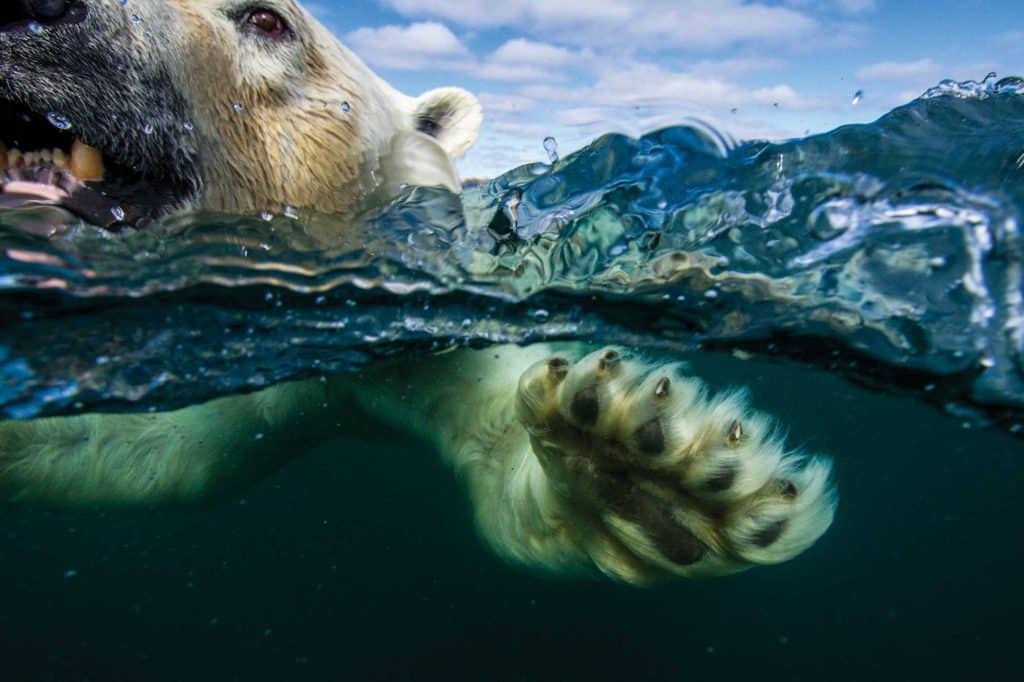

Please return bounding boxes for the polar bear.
[0,0,835,585]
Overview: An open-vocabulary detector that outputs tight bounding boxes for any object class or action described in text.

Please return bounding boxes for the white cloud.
[490,39,578,66]
[836,0,876,14]
[472,39,586,82]
[855,58,942,82]
[383,0,820,50]
[687,57,790,76]
[344,22,471,70]
[478,93,537,114]
[524,61,828,113]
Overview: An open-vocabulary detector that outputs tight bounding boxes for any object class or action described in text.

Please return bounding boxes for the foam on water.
[1,76,1022,432]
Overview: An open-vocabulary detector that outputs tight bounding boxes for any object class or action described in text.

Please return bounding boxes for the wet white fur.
[0,344,835,585]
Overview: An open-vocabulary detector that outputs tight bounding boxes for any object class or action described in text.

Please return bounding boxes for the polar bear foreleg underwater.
[0,0,835,586]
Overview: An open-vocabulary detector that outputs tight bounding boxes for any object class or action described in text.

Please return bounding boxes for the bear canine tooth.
[8,149,22,168]
[70,139,104,181]
[52,149,67,169]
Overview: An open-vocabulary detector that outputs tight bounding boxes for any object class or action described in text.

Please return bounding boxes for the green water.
[1,353,1018,680]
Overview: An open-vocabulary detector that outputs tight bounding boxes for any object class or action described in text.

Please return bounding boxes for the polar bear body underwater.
[0,0,835,585]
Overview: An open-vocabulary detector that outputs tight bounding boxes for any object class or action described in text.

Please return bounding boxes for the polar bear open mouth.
[0,100,181,230]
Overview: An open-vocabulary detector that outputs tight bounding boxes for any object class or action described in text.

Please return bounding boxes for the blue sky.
[305,0,1024,177]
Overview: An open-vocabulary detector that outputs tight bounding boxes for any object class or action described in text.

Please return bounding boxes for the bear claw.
[547,357,569,381]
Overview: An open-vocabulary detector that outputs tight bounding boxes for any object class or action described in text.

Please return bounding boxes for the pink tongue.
[2,181,69,201]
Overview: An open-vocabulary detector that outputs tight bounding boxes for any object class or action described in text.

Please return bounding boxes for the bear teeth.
[0,140,104,181]
[70,139,104,181]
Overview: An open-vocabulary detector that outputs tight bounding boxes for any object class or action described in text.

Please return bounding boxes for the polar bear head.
[0,0,483,227]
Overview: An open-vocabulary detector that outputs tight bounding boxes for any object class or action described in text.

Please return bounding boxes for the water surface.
[0,76,1022,680]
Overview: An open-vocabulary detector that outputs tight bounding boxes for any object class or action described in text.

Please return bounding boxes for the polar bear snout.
[0,1,204,228]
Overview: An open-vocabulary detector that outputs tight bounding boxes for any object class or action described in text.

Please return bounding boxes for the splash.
[1,76,1022,433]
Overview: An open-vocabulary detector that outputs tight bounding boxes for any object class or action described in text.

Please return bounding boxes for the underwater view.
[2,0,1023,680]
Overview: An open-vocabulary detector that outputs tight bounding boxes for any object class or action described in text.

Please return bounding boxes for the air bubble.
[260,211,274,222]
[340,101,351,112]
[28,21,44,34]
[852,90,864,105]
[283,204,299,219]
[232,102,244,113]
[111,206,126,222]
[183,122,195,131]
[46,112,72,130]
[543,136,559,163]
[142,123,154,135]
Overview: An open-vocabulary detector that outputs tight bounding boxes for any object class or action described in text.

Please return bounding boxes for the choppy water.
[2,76,1023,435]
[0,76,1023,680]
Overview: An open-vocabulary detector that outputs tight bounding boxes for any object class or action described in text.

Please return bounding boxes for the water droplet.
[543,136,559,163]
[232,102,244,113]
[64,569,78,579]
[260,211,274,222]
[130,14,141,23]
[340,101,351,112]
[183,121,194,131]
[46,112,72,130]
[851,90,864,105]
[283,204,299,219]
[28,21,43,34]
[142,123,154,135]
[254,433,264,441]
[111,206,126,222]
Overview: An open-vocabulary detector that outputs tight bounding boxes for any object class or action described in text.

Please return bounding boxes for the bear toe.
[515,347,837,583]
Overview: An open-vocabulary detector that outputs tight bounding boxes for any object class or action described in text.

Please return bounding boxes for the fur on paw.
[515,347,837,584]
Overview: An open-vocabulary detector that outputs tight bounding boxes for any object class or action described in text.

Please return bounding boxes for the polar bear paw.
[515,347,836,584]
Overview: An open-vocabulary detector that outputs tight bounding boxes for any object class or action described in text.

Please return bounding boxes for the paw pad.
[570,384,601,426]
[516,346,836,583]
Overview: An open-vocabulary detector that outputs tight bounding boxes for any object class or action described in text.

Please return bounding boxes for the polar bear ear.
[413,87,483,159]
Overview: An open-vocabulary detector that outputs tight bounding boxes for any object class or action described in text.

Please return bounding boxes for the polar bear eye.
[243,8,289,38]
